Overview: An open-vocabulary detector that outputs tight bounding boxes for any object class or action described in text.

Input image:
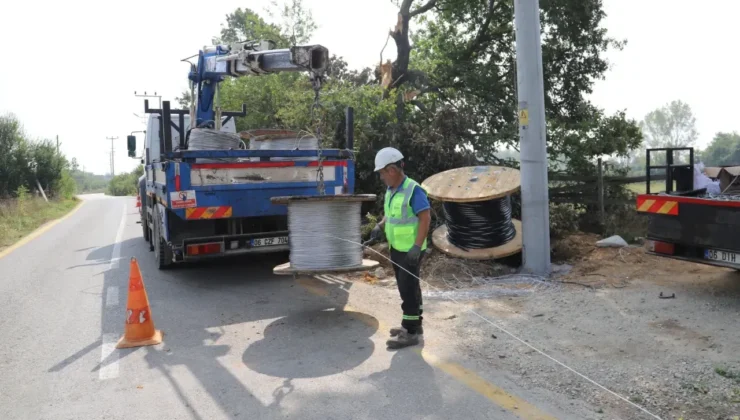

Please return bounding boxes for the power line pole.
[514,0,551,276]
[106,136,118,176]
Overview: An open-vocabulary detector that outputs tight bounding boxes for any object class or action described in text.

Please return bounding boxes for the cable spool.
[240,129,318,162]
[271,195,380,275]
[188,128,243,163]
[422,166,523,260]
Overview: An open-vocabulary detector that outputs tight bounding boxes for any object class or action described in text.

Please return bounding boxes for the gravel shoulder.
[353,235,740,419]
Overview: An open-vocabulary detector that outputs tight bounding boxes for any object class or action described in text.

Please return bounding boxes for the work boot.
[386,330,420,349]
[390,326,423,337]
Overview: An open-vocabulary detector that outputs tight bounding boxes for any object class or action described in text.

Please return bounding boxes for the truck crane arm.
[187,41,329,128]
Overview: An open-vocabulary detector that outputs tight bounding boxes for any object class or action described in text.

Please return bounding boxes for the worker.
[370,147,432,349]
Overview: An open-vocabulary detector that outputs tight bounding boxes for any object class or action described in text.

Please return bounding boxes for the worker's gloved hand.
[406,245,422,267]
[369,225,383,243]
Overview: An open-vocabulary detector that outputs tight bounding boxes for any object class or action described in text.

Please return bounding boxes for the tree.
[217,8,284,45]
[640,100,698,149]
[0,114,32,196]
[380,0,642,174]
[701,132,740,167]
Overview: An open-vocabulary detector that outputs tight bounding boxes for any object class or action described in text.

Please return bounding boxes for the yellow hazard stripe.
[656,201,677,214]
[185,207,232,219]
[637,199,655,212]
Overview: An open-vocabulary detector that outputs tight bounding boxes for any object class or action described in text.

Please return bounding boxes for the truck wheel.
[153,209,172,270]
[148,225,155,252]
[142,214,150,242]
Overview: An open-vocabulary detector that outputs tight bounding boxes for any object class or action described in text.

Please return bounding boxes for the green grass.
[0,197,79,249]
[626,181,676,194]
[715,366,740,383]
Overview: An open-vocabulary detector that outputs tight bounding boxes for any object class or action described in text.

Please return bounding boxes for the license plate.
[704,248,740,265]
[251,236,288,247]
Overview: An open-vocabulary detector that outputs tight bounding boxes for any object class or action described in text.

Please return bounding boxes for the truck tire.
[153,208,173,270]
[141,211,150,242]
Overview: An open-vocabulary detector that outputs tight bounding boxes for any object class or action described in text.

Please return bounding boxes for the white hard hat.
[374,147,404,172]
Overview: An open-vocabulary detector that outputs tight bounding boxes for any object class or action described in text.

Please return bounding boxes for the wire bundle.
[442,197,516,250]
[287,201,363,269]
[250,133,318,161]
[188,128,243,163]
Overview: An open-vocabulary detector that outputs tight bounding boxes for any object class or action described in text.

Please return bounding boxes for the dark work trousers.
[390,247,424,334]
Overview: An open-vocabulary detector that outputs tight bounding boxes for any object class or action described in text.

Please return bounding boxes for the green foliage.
[701,132,740,166]
[549,203,580,238]
[641,100,698,149]
[55,170,77,200]
[408,0,643,173]
[0,197,78,248]
[0,113,72,198]
[70,169,109,193]
[212,0,644,231]
[107,165,144,197]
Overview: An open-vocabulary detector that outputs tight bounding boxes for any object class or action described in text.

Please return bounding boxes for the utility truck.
[128,41,356,268]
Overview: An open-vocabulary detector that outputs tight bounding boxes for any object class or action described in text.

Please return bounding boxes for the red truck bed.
[637,193,740,269]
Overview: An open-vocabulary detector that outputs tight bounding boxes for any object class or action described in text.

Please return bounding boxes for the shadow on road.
[49,233,452,419]
[243,309,378,378]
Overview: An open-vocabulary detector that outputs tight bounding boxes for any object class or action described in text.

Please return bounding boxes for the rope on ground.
[293,228,664,420]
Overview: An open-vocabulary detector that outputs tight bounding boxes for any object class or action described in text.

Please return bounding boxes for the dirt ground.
[351,234,740,420]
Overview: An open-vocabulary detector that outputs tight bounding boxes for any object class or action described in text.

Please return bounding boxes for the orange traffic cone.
[116,257,163,349]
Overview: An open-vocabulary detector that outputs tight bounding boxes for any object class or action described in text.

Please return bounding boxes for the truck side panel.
[164,160,352,220]
[648,203,740,251]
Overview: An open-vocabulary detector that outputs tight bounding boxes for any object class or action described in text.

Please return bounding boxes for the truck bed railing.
[645,147,694,194]
[166,149,354,160]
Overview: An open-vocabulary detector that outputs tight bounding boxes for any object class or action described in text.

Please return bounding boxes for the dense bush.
[0,114,75,199]
[107,166,144,196]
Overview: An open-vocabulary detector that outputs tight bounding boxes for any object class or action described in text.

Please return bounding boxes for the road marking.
[418,349,557,420]
[106,286,119,307]
[0,201,85,260]
[295,276,556,420]
[99,333,120,380]
[109,203,127,270]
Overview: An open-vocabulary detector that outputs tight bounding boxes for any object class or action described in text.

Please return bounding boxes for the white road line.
[105,286,119,307]
[109,203,127,270]
[99,333,120,380]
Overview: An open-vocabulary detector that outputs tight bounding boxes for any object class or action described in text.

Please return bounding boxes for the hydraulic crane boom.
[187,40,329,128]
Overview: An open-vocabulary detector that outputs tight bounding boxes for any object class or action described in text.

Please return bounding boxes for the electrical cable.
[292,229,664,420]
[287,201,363,269]
[249,131,318,161]
[188,128,242,151]
[187,128,243,163]
[442,197,516,250]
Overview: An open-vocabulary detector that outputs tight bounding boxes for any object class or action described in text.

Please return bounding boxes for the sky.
[0,0,738,175]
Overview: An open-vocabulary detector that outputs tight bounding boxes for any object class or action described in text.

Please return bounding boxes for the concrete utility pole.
[514,0,551,276]
[106,136,118,176]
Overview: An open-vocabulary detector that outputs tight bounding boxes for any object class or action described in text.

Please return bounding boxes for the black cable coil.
[442,196,516,250]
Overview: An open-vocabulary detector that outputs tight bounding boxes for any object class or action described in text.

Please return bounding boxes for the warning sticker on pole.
[170,190,197,209]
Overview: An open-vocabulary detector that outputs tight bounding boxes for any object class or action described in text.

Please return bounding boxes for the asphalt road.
[0,195,587,420]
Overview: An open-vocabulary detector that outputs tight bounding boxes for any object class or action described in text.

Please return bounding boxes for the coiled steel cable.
[188,128,243,163]
[249,132,318,161]
[442,196,516,250]
[287,201,363,269]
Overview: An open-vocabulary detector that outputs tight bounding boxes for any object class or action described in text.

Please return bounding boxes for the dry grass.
[0,197,78,249]
[421,250,511,290]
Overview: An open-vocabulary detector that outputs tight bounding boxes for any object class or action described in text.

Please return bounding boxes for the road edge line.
[0,200,86,260]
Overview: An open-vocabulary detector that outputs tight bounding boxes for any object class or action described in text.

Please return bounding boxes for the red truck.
[636,147,740,269]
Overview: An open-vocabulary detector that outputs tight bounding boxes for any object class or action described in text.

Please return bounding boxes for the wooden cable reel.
[422,166,523,260]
